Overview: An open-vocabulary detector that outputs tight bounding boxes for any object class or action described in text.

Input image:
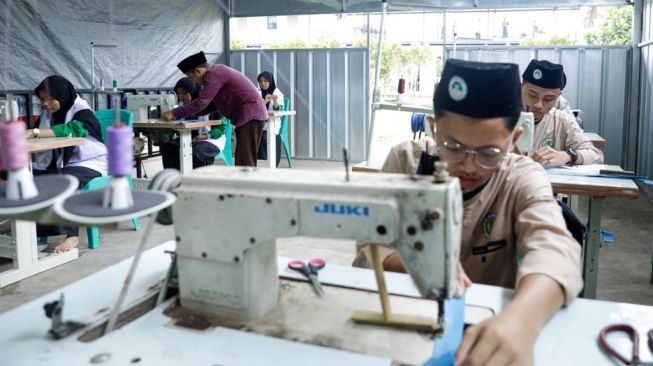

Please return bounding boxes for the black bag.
[416,152,439,175]
[556,198,586,246]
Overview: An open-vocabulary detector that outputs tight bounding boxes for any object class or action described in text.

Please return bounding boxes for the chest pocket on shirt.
[472,240,508,255]
[471,211,507,256]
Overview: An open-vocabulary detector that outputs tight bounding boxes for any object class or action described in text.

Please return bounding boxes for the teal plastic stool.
[86,109,140,249]
[214,117,234,166]
[279,98,292,168]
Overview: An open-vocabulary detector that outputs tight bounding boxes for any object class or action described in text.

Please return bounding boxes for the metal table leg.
[581,195,603,299]
[178,130,193,175]
[267,124,276,169]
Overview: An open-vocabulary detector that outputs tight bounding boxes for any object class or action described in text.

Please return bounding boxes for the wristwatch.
[566,148,579,165]
[32,128,40,138]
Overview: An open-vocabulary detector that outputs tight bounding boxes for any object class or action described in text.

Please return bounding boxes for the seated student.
[31,75,108,252]
[522,59,603,166]
[256,71,284,167]
[162,51,268,167]
[555,95,584,127]
[555,94,572,114]
[160,78,226,170]
[354,59,582,365]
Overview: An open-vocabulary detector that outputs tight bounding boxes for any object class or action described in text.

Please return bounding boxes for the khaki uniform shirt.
[354,140,583,304]
[555,95,572,114]
[533,108,604,164]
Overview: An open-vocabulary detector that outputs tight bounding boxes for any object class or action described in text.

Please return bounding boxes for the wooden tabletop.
[133,119,221,130]
[269,110,296,118]
[549,174,639,198]
[584,132,606,149]
[352,157,384,173]
[27,137,85,153]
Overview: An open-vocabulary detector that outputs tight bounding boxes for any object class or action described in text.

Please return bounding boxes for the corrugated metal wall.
[230,49,369,162]
[638,0,653,179]
[447,46,630,166]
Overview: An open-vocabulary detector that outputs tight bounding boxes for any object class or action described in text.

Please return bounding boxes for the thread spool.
[107,125,133,177]
[397,78,406,94]
[411,113,426,140]
[0,122,29,171]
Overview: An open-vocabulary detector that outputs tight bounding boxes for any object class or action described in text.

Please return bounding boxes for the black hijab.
[34,75,77,124]
[34,75,103,166]
[258,71,277,108]
[174,77,201,101]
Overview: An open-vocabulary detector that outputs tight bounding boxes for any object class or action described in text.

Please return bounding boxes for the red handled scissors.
[287,258,326,297]
[599,324,653,365]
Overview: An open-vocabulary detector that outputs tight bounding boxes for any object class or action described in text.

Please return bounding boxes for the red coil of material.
[0,122,29,171]
[397,78,406,94]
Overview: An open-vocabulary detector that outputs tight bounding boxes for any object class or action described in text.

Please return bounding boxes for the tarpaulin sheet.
[0,0,226,91]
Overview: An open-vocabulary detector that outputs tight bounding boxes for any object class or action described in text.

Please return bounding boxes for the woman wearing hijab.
[160,77,226,170]
[29,75,108,253]
[256,71,284,167]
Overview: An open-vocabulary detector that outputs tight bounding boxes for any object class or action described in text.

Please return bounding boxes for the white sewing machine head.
[515,111,534,155]
[126,94,176,122]
[0,98,20,123]
[172,166,463,320]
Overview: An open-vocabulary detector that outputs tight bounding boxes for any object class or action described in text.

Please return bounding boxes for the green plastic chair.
[84,109,141,248]
[279,98,292,168]
[214,117,234,166]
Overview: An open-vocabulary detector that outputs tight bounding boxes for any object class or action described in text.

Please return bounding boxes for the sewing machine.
[173,166,462,320]
[126,94,176,122]
[0,98,20,123]
[515,111,534,155]
[0,164,465,364]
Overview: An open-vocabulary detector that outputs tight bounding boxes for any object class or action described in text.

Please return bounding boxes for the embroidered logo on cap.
[543,137,554,148]
[481,212,496,239]
[448,76,467,102]
[533,69,543,80]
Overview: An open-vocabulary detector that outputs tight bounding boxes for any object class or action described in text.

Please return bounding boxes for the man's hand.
[455,311,536,366]
[162,111,174,122]
[456,274,566,366]
[382,252,406,273]
[532,146,570,167]
[455,262,472,297]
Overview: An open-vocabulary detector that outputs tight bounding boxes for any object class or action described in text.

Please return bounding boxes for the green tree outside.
[520,35,575,46]
[584,6,633,45]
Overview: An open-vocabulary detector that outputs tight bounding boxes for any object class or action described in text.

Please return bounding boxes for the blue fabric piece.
[641,179,653,186]
[601,230,615,244]
[424,296,466,366]
[174,119,201,124]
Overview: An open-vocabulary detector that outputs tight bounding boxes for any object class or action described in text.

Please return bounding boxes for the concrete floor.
[1,156,652,314]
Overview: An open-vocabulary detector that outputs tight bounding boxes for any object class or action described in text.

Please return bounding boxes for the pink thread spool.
[0,122,29,171]
[397,78,406,94]
[107,125,133,177]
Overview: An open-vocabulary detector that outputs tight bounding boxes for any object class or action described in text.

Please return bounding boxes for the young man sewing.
[162,51,268,167]
[522,59,603,166]
[354,59,582,366]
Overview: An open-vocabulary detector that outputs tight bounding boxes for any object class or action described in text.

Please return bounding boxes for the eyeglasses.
[436,140,509,169]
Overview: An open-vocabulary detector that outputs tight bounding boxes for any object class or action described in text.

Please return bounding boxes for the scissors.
[287,258,326,297]
[599,324,653,365]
